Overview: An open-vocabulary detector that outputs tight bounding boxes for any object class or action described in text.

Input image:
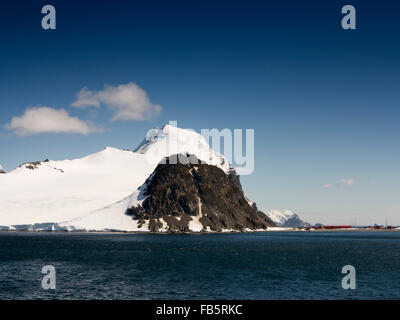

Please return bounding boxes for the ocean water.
[0,231,399,300]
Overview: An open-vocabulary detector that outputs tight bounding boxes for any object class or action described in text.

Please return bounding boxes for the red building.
[324,225,352,229]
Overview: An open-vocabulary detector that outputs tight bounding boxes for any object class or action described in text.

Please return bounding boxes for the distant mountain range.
[264,210,309,228]
[0,124,276,232]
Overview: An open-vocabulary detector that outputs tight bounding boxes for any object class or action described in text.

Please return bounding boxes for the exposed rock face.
[19,159,49,170]
[126,154,275,232]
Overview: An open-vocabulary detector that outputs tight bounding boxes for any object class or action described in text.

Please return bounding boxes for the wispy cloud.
[323,178,355,189]
[5,106,100,136]
[71,82,162,121]
[339,178,355,186]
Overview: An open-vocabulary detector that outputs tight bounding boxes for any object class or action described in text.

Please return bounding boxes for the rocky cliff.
[126,154,275,232]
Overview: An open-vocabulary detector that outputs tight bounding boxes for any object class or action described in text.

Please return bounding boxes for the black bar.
[0,300,399,318]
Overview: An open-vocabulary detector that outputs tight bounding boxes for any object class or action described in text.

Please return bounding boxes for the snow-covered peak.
[0,164,5,174]
[264,209,309,228]
[264,210,296,226]
[134,123,230,172]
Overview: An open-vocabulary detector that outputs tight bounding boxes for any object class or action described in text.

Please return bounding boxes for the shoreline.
[0,228,399,235]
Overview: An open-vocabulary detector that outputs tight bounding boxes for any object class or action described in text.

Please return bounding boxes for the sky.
[0,0,399,225]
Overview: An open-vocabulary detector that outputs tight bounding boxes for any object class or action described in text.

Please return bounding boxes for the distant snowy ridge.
[264,210,309,228]
[264,210,296,226]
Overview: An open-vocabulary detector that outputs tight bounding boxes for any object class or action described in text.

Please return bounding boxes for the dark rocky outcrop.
[126,153,275,232]
[19,159,49,170]
[17,159,65,173]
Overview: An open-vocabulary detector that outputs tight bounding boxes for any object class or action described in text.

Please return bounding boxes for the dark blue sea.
[0,231,399,300]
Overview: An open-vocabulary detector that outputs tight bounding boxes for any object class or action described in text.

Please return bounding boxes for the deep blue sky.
[0,0,399,224]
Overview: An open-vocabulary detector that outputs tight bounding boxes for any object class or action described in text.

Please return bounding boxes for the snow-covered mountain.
[0,124,272,232]
[0,164,5,174]
[264,210,309,228]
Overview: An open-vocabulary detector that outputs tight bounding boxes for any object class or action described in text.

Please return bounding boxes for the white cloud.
[339,178,355,186]
[71,82,162,121]
[5,107,98,136]
[323,178,355,189]
[70,87,101,108]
